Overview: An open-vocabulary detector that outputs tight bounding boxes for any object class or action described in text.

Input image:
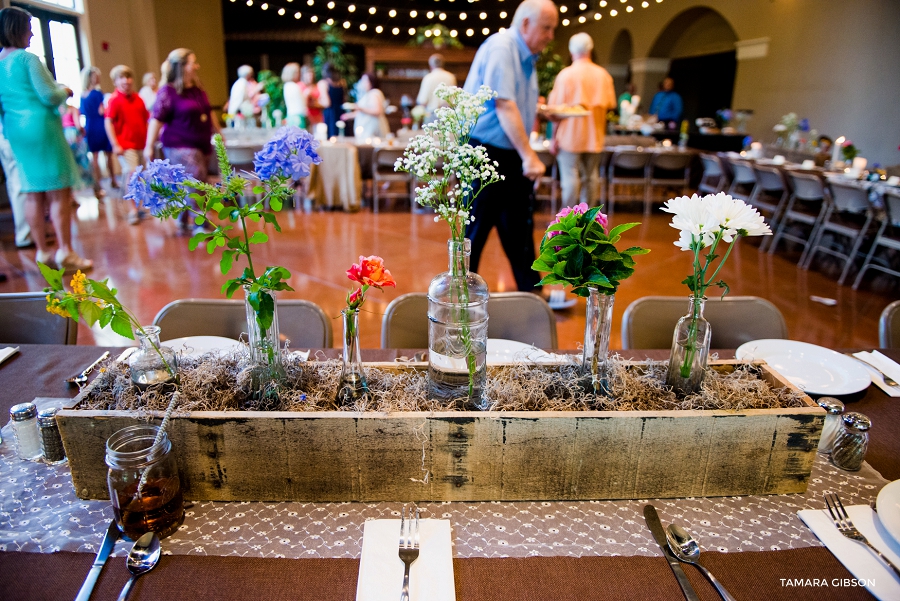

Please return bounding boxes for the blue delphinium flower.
[253,126,322,181]
[799,118,810,132]
[125,159,196,216]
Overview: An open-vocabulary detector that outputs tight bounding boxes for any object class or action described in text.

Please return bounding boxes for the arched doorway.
[608,29,633,97]
[648,7,738,125]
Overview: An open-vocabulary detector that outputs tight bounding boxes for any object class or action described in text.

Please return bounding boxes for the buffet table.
[2,345,897,600]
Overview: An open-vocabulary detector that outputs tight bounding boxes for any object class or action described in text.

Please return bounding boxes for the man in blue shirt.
[463,0,558,292]
[649,77,683,128]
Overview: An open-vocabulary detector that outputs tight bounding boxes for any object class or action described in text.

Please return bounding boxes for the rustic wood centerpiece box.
[56,360,823,502]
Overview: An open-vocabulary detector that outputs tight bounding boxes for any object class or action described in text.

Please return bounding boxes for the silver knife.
[74,518,121,601]
[643,504,700,601]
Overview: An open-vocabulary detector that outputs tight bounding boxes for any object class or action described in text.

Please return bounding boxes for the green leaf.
[598,247,620,262]
[621,246,651,256]
[220,250,235,275]
[38,262,64,290]
[255,290,275,332]
[206,238,218,254]
[252,186,265,195]
[714,279,731,298]
[194,215,206,225]
[78,300,102,326]
[270,197,283,212]
[531,259,553,272]
[222,279,243,298]
[98,306,113,328]
[249,231,269,244]
[88,279,119,304]
[549,234,576,247]
[188,232,209,251]
[110,313,134,339]
[607,222,641,240]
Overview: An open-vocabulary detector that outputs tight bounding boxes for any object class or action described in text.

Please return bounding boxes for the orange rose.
[346,255,396,289]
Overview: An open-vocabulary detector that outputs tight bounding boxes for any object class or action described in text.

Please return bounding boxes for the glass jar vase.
[427,238,489,410]
[581,288,615,396]
[244,286,285,401]
[665,296,711,395]
[106,425,184,540]
[336,308,369,407]
[130,326,178,391]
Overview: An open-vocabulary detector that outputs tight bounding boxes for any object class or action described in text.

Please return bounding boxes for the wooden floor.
[0,191,896,350]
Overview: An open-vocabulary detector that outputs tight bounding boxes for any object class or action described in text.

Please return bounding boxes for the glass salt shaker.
[38,407,67,465]
[816,397,845,454]
[831,412,870,471]
[10,402,42,461]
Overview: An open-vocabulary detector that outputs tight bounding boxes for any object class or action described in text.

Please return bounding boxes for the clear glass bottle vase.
[336,308,369,407]
[427,238,489,410]
[130,326,178,391]
[244,286,285,401]
[665,296,711,396]
[581,288,615,396]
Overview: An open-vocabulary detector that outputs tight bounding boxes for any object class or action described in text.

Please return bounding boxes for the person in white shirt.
[227,65,259,117]
[281,62,306,127]
[416,54,456,122]
[341,73,389,138]
[138,72,158,114]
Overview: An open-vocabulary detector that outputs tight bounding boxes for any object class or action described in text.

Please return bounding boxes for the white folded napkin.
[798,505,900,600]
[0,346,19,366]
[356,519,455,601]
[853,351,900,397]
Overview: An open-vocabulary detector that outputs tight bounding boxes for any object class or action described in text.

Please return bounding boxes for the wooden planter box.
[56,361,823,502]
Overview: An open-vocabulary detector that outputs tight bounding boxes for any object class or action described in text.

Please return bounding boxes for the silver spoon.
[666,524,737,601]
[66,351,110,386]
[116,532,161,601]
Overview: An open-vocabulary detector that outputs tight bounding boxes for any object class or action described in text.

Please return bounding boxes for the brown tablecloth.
[309,143,363,211]
[1,345,896,601]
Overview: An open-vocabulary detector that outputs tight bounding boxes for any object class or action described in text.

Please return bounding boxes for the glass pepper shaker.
[831,412,870,471]
[38,407,67,465]
[10,402,42,461]
[816,397,845,454]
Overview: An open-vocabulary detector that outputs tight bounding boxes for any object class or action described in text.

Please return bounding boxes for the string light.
[326,17,333,24]
[481,27,489,34]
[578,2,586,9]
[375,24,382,32]
[368,6,375,14]
[261,3,268,10]
[499,26,505,32]
[479,12,487,19]
[278,7,284,14]
[294,11,301,18]
[246,0,252,6]
[600,0,607,6]
[500,11,507,18]
[347,3,355,11]
[626,5,633,11]
[450,29,457,37]
[392,27,399,34]
[466,28,474,36]
[388,9,395,17]
[360,23,366,30]
[434,28,441,36]
[610,9,618,16]
[439,12,446,20]
[342,20,350,27]
[578,15,586,22]
[426,10,434,18]
[559,5,567,12]
[642,1,649,5]
[425,30,432,37]
[410,10,417,17]
[594,12,601,19]
[326,1,333,8]
[306,0,312,5]
[561,18,569,26]
[408,27,415,34]
[310,14,317,22]
[459,12,466,20]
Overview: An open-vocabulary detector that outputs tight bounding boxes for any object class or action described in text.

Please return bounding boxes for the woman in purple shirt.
[143,48,219,233]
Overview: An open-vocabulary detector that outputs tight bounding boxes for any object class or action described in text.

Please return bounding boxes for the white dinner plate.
[486,339,557,365]
[735,339,871,395]
[548,297,578,310]
[161,336,244,358]
[876,480,900,547]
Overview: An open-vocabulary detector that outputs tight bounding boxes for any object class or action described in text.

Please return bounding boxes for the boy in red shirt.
[104,65,149,224]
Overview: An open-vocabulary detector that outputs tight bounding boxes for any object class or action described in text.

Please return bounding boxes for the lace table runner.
[0,419,887,560]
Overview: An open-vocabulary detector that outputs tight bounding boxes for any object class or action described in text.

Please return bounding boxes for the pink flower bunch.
[548,203,608,240]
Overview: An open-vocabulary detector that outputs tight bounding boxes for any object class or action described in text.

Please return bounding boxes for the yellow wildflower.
[71,271,88,295]
[46,295,69,318]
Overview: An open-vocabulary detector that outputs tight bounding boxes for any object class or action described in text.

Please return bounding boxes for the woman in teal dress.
[0,6,92,272]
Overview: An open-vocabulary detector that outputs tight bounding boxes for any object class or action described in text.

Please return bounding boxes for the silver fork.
[399,505,420,601]
[824,493,900,578]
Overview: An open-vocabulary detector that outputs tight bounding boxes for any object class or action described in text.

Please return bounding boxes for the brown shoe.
[55,250,93,274]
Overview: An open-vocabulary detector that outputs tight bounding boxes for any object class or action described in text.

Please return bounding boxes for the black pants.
[464,140,542,292]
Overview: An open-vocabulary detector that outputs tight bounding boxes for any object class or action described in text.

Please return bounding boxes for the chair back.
[727,159,756,185]
[650,151,692,172]
[887,189,900,227]
[700,153,722,177]
[752,165,786,192]
[0,292,78,344]
[153,298,333,348]
[828,181,870,213]
[381,292,558,349]
[621,295,788,349]
[880,300,900,348]
[786,171,825,201]
[373,147,405,172]
[609,150,651,173]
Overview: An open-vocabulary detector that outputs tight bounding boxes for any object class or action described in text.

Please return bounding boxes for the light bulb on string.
[342,20,350,28]
[310,14,318,22]
[360,23,366,31]
[408,27,415,35]
[559,5,567,12]
[368,6,375,14]
[610,9,618,16]
[561,18,569,25]
[626,5,633,11]
[389,9,396,17]
[348,4,355,11]
[278,7,284,14]
[578,15,586,23]
[295,12,301,18]
[261,3,268,10]
[450,29,457,37]
[439,12,446,20]
[427,11,434,18]
[500,11,507,18]
[594,12,601,19]
[410,10,417,18]
[392,27,399,34]
[479,12,487,19]
[466,28,474,36]
[375,25,382,33]
[579,2,586,9]
[246,0,252,6]
[326,1,333,8]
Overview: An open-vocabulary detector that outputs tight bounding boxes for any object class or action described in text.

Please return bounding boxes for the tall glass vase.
[665,296,711,395]
[130,326,178,391]
[336,308,368,407]
[581,289,614,396]
[244,286,285,401]
[427,238,489,410]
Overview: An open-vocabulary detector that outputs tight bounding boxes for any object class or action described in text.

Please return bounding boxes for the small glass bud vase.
[581,288,615,396]
[130,326,178,391]
[831,412,870,471]
[244,286,286,402]
[665,296,711,396]
[336,308,369,407]
[816,397,845,454]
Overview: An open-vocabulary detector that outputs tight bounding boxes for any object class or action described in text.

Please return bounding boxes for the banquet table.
[1,345,898,601]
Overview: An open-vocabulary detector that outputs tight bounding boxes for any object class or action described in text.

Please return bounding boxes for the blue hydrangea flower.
[125,159,196,216]
[253,126,322,181]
